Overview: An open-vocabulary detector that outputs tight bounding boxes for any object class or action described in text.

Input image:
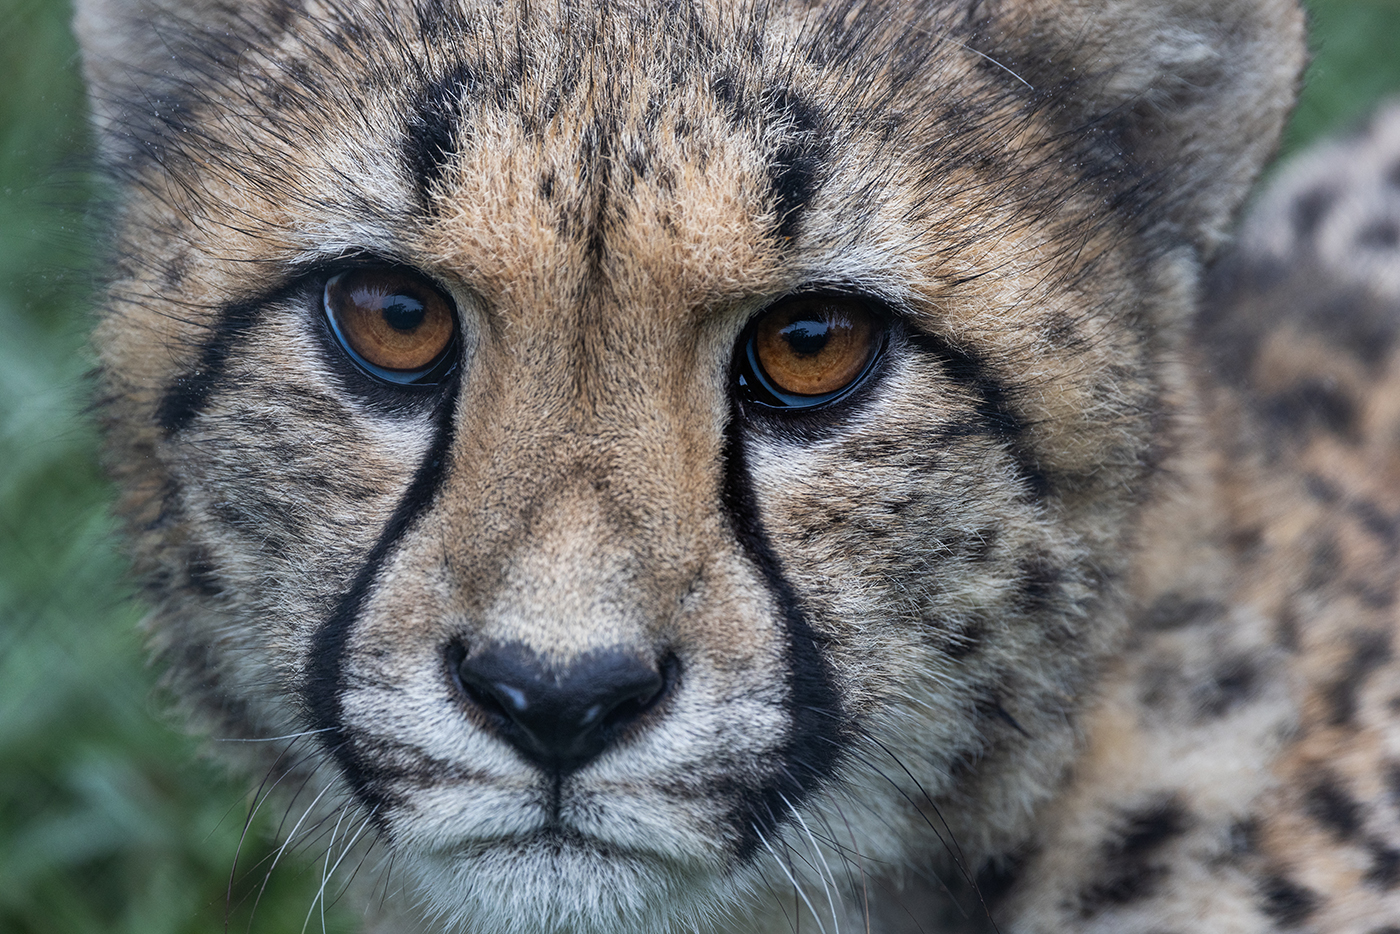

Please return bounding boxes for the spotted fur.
[75,1,1400,932]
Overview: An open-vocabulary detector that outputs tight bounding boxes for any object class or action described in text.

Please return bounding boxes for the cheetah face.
[79,0,1302,929]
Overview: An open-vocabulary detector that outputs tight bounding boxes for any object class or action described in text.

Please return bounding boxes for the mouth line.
[438,824,655,864]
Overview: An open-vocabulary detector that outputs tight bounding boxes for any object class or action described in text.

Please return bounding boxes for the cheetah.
[74,0,1400,930]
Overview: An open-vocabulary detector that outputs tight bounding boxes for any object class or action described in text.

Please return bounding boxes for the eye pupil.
[382,297,425,331]
[781,321,830,356]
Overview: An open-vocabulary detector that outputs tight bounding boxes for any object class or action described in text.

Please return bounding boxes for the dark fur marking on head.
[1226,817,1259,860]
[1304,473,1341,504]
[1194,654,1261,720]
[1367,841,1400,889]
[1262,380,1358,441]
[303,384,460,821]
[185,546,223,598]
[1077,797,1189,917]
[1140,592,1226,631]
[1359,219,1400,250]
[1290,187,1335,239]
[404,62,476,204]
[764,87,829,244]
[973,851,1025,908]
[1257,874,1319,927]
[157,295,273,435]
[1303,773,1364,840]
[1324,629,1392,726]
[1304,536,1341,592]
[1351,500,1400,556]
[768,139,825,243]
[718,416,846,861]
[944,616,987,660]
[908,332,1051,499]
[1016,553,1063,611]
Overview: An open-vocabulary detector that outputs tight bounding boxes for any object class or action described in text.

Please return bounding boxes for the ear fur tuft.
[969,0,1306,256]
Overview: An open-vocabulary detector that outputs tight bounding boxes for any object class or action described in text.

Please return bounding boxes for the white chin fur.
[402,836,750,934]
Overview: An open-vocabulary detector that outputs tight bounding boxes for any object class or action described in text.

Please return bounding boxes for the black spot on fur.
[1227,524,1264,556]
[1291,187,1335,239]
[161,253,190,289]
[1226,817,1259,859]
[1359,219,1400,250]
[1304,473,1341,504]
[1352,500,1400,556]
[185,547,222,598]
[1387,763,1400,818]
[1303,773,1364,840]
[718,418,846,862]
[1077,797,1189,917]
[1258,874,1319,927]
[1262,380,1358,440]
[1304,536,1341,592]
[1323,629,1392,726]
[1016,553,1062,611]
[974,852,1024,906]
[945,617,987,659]
[1140,592,1226,631]
[1369,927,1400,934]
[768,140,824,242]
[538,169,556,202]
[1367,842,1400,889]
[404,63,474,203]
[1195,655,1260,719]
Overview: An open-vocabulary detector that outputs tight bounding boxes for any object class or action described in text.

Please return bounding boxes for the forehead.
[172,0,1046,319]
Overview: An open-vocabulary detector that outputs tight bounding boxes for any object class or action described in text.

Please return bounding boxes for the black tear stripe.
[907,332,1050,499]
[304,384,460,821]
[157,297,268,435]
[719,416,846,862]
[403,62,476,204]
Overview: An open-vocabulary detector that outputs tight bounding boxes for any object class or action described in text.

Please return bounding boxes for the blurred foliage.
[0,0,1396,931]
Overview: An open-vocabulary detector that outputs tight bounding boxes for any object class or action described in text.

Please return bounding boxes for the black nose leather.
[451,642,672,773]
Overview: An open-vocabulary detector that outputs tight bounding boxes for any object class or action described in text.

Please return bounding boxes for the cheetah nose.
[450,642,675,774]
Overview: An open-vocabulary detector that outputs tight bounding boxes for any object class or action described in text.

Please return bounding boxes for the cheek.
[166,309,437,644]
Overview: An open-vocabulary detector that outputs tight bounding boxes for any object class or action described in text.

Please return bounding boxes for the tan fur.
[75,2,1400,933]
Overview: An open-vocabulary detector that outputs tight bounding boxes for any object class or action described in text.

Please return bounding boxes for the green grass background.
[1,1,1397,931]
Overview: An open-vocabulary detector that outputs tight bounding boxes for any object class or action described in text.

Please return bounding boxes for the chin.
[402,831,748,934]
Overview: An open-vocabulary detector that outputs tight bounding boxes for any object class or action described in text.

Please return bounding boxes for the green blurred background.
[1,1,1397,931]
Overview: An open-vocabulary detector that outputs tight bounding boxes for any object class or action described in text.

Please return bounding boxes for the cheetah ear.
[969,0,1306,256]
[73,0,244,163]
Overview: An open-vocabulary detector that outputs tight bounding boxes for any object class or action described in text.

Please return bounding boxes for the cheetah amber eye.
[739,297,883,407]
[324,268,457,384]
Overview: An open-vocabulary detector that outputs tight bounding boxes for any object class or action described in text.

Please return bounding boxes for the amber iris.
[324,269,454,374]
[753,298,878,397]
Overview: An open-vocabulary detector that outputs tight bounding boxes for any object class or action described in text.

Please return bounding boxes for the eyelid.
[322,268,460,387]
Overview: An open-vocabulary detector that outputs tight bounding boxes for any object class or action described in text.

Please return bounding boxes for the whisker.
[778,791,844,934]
[754,824,829,934]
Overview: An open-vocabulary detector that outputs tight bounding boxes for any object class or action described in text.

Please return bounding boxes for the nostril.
[446,641,679,774]
[598,652,679,734]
